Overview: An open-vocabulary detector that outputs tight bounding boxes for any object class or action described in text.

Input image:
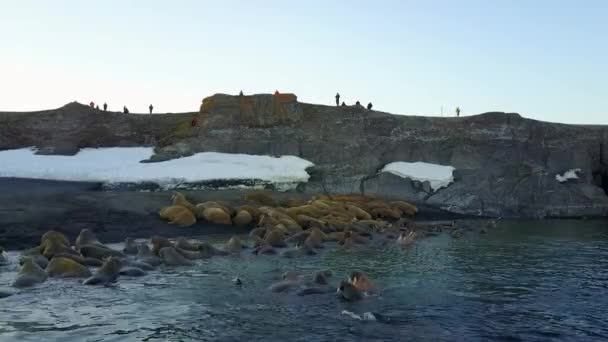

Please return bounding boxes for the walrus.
[337,281,363,301]
[285,231,310,244]
[12,258,48,288]
[222,236,243,254]
[46,257,92,278]
[369,207,401,220]
[159,247,195,266]
[151,236,174,255]
[40,231,70,247]
[120,258,155,270]
[75,229,103,251]
[175,237,201,252]
[119,266,147,277]
[397,231,416,246]
[170,192,196,211]
[0,287,15,298]
[349,271,375,292]
[268,275,301,293]
[122,238,139,255]
[159,205,197,227]
[252,244,277,255]
[0,246,8,265]
[201,207,232,225]
[280,243,316,258]
[344,204,372,220]
[19,254,48,269]
[136,244,162,267]
[54,253,103,267]
[390,201,418,217]
[249,227,267,239]
[233,210,253,226]
[264,229,287,248]
[83,257,123,285]
[80,244,125,260]
[192,242,228,258]
[175,247,206,260]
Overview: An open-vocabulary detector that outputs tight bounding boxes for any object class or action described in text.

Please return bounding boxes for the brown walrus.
[264,229,287,248]
[83,257,123,285]
[12,258,48,288]
[159,247,195,266]
[197,242,230,257]
[337,280,363,301]
[349,271,375,292]
[54,253,103,267]
[151,236,173,256]
[46,257,92,278]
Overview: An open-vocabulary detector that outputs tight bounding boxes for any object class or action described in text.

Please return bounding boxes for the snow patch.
[0,147,314,191]
[381,161,455,191]
[556,168,581,183]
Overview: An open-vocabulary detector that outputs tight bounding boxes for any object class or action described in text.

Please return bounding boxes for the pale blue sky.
[1,0,606,123]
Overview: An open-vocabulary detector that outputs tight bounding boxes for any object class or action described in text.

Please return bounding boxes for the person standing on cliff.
[239,90,243,96]
[335,93,340,106]
[456,106,461,117]
[123,106,129,114]
[103,103,107,112]
[149,104,154,114]
[274,90,280,95]
[367,102,373,111]
[89,101,95,108]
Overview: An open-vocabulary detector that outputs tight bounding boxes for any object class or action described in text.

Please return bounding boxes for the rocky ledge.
[1,94,608,218]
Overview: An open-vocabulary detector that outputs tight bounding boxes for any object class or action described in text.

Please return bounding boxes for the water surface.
[1,219,607,341]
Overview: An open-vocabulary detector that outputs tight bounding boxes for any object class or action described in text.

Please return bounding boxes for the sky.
[0,0,606,124]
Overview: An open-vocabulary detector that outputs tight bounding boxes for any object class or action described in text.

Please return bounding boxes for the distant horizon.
[1,1,606,124]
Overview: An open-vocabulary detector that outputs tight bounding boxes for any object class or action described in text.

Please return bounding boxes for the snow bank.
[0,147,314,190]
[381,161,455,191]
[556,168,581,183]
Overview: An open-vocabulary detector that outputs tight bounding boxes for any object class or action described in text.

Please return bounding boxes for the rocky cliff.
[2,94,608,218]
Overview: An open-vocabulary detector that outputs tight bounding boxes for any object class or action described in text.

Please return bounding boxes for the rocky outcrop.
[1,95,608,218]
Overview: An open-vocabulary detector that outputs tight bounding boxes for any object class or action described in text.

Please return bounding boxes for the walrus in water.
[12,258,48,288]
[175,237,201,252]
[19,254,48,269]
[280,243,316,258]
[264,229,287,248]
[349,271,375,292]
[198,242,230,258]
[295,270,333,296]
[175,247,206,260]
[136,244,162,267]
[120,258,155,271]
[46,257,92,278]
[122,238,139,255]
[119,266,147,277]
[268,272,303,293]
[151,236,174,256]
[75,229,104,251]
[337,280,363,301]
[83,257,123,286]
[252,244,277,255]
[80,245,125,260]
[0,246,8,265]
[159,247,195,266]
[222,236,244,254]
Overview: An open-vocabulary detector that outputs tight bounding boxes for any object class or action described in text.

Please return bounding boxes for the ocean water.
[1,220,608,341]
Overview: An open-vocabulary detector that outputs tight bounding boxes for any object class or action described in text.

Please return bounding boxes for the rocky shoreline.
[0,178,466,250]
[1,94,608,220]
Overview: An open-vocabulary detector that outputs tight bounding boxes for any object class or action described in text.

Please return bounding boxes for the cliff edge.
[2,94,608,218]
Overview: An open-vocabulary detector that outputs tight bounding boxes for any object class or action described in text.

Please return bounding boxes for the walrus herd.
[1,192,494,301]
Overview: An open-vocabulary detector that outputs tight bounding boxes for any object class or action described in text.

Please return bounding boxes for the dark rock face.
[1,95,608,218]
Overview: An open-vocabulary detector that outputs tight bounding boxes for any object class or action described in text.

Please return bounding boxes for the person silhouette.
[123,106,129,114]
[456,106,461,117]
[367,102,373,110]
[103,103,107,111]
[149,104,153,114]
[335,93,340,106]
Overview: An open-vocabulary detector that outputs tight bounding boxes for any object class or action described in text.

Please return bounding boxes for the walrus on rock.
[80,244,125,260]
[83,257,123,286]
[136,244,162,267]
